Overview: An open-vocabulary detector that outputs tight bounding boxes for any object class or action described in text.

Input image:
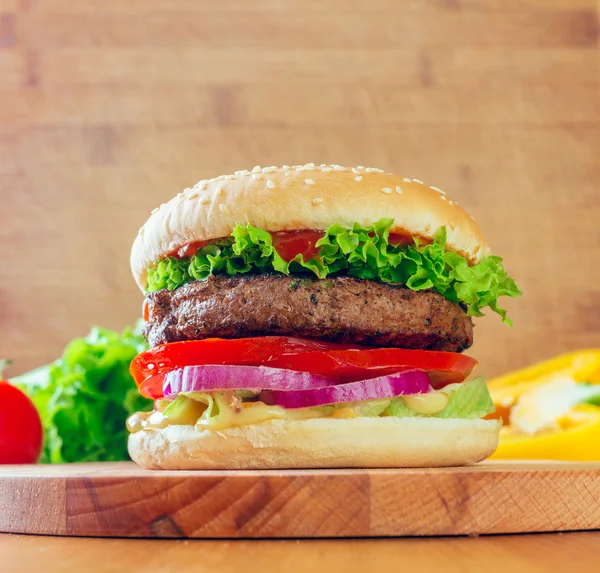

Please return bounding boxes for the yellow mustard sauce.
[402,392,449,415]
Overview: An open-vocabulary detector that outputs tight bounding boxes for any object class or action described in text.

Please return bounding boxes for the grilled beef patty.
[144,274,473,352]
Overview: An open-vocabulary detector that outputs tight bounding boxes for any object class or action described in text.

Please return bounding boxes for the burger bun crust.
[128,417,501,470]
[131,165,489,291]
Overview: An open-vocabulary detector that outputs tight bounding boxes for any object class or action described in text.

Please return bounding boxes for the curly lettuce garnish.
[11,323,151,463]
[147,219,521,323]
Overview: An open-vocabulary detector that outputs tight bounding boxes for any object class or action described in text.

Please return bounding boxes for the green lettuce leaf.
[161,384,490,430]
[387,377,495,420]
[11,323,151,463]
[146,219,521,322]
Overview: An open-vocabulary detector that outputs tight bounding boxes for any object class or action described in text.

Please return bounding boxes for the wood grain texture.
[1,1,599,378]
[1,462,600,538]
[3,532,600,573]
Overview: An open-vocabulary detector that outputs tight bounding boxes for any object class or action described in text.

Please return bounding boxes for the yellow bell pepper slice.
[488,349,600,416]
[490,405,600,461]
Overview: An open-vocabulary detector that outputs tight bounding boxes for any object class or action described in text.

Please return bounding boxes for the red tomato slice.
[274,348,476,387]
[131,337,361,397]
[132,337,477,399]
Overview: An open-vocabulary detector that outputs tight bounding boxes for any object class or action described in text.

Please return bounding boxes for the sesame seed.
[470,215,476,221]
[262,166,277,173]
[241,170,251,176]
[251,173,263,180]
[219,204,227,213]
[448,200,454,205]
[305,179,316,185]
[304,162,315,170]
[235,170,243,175]
[355,176,363,181]
[266,180,275,189]
[226,174,235,180]
[322,167,334,172]
[151,207,160,214]
[412,178,424,184]
[282,165,291,169]
[430,186,446,195]
[440,195,447,201]
[357,165,365,169]
[365,168,375,172]
[217,175,227,180]
[352,168,361,174]
[395,186,403,194]
[292,165,302,168]
[285,171,293,176]
[187,193,198,200]
[319,163,326,167]
[403,178,412,183]
[252,166,261,173]
[312,198,324,205]
[333,165,346,171]
[381,187,393,195]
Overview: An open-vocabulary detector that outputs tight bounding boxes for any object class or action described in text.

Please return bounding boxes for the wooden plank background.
[1,1,599,378]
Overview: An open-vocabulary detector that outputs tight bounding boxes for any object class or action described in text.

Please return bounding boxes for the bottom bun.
[128,417,501,470]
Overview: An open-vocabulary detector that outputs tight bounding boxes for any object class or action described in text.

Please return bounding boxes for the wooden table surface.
[2,0,599,379]
[2,532,600,572]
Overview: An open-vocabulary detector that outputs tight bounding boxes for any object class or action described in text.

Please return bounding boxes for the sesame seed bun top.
[130,164,490,292]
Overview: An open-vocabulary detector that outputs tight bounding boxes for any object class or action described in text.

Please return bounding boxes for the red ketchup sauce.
[176,240,211,259]
[271,230,323,262]
[142,298,150,321]
[168,231,417,262]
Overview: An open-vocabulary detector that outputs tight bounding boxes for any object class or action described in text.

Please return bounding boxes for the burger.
[127,164,521,469]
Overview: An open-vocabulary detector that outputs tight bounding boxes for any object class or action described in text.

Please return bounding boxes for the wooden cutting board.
[1,461,599,538]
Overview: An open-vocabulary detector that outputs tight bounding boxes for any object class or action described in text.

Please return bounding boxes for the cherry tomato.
[131,337,477,399]
[0,380,43,464]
